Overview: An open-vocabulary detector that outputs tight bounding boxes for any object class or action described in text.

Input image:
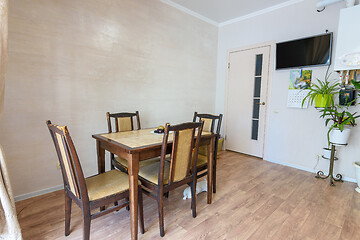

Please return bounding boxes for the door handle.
[257,102,266,106]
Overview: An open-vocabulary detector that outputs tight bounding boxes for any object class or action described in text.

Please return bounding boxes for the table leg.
[207,137,215,204]
[96,140,106,211]
[213,137,218,193]
[97,140,105,174]
[128,153,140,240]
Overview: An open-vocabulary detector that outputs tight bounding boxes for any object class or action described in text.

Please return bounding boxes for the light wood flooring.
[16,151,360,239]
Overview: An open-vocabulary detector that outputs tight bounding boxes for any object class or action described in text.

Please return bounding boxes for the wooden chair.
[46,120,144,240]
[106,111,158,172]
[138,122,204,237]
[192,112,223,193]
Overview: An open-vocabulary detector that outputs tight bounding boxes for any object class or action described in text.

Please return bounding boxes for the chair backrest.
[106,111,141,133]
[159,122,203,185]
[193,112,222,135]
[46,120,87,200]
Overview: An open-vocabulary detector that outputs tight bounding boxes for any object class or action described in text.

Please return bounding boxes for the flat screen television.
[276,33,333,70]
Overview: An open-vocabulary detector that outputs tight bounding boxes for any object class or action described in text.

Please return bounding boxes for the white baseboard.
[265,158,357,183]
[15,185,63,202]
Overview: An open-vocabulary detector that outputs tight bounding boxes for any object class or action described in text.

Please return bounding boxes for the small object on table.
[154,125,165,134]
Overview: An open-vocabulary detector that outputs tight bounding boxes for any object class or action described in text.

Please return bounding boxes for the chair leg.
[191,178,197,218]
[138,187,145,234]
[126,197,130,211]
[213,155,217,193]
[82,207,91,240]
[190,181,194,210]
[213,140,219,193]
[110,153,115,170]
[157,189,165,237]
[65,193,72,236]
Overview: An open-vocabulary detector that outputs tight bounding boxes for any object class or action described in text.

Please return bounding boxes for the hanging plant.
[302,74,340,108]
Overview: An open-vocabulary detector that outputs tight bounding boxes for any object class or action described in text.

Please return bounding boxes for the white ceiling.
[161,0,303,25]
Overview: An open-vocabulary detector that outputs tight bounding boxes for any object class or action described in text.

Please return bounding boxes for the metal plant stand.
[316,144,343,186]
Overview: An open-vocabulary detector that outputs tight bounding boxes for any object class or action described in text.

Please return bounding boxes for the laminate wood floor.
[16,151,360,239]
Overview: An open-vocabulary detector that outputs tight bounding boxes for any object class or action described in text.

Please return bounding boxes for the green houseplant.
[319,102,360,146]
[302,74,340,108]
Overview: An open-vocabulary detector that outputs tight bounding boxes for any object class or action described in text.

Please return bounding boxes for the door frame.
[224,41,275,160]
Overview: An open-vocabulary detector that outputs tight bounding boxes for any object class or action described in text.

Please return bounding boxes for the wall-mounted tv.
[276,33,333,70]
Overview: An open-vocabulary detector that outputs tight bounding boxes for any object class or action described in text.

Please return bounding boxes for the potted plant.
[319,102,360,146]
[302,74,340,108]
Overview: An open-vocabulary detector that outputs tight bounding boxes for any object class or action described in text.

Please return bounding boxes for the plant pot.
[322,147,335,159]
[353,162,360,193]
[314,94,333,108]
[329,127,351,145]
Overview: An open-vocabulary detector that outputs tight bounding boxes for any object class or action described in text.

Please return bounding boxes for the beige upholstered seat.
[46,121,144,240]
[106,111,160,172]
[202,118,213,132]
[197,145,207,156]
[195,139,224,168]
[114,157,160,172]
[137,122,203,237]
[117,117,133,132]
[193,112,223,194]
[138,158,170,185]
[86,169,131,201]
[196,154,208,168]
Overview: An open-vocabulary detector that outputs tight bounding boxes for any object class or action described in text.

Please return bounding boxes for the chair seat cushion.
[86,170,133,201]
[138,158,170,185]
[114,156,160,170]
[197,145,207,156]
[196,154,208,168]
[196,138,224,157]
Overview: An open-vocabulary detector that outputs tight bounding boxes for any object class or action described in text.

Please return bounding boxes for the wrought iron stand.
[316,144,344,186]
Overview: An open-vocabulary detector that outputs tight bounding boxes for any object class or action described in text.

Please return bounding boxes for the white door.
[225,45,270,158]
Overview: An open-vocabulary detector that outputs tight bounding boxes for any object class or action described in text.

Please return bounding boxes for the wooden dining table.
[92,128,217,240]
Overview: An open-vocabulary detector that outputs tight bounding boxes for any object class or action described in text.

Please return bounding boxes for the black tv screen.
[276,33,332,70]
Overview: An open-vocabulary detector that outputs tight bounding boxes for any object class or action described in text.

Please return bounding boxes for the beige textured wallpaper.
[0,0,7,118]
[0,0,217,197]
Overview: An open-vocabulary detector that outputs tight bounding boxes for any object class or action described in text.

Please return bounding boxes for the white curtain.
[0,146,22,240]
[0,0,23,239]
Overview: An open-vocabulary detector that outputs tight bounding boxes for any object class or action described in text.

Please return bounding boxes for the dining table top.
[92,127,214,152]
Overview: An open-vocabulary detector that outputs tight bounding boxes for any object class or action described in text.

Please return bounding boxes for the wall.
[217,0,360,180]
[0,0,218,199]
